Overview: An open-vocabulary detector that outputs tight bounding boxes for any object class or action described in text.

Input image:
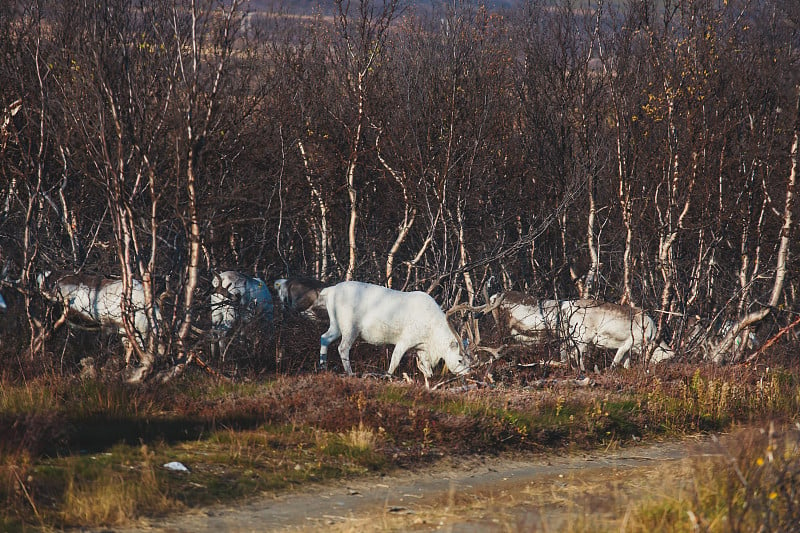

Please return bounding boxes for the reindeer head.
[444,292,508,373]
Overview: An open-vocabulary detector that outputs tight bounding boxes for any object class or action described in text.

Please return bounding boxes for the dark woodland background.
[1,0,799,376]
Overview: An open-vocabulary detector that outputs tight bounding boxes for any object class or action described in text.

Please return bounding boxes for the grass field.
[1,360,799,531]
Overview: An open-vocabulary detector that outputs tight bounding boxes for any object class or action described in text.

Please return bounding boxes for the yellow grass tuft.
[61,445,176,527]
[342,421,379,452]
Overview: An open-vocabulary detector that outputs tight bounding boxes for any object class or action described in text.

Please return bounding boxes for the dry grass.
[61,445,175,527]
[342,422,380,452]
[630,423,800,532]
[0,361,799,530]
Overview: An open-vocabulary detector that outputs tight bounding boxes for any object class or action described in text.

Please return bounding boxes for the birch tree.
[167,0,244,364]
[709,86,799,363]
[332,0,400,281]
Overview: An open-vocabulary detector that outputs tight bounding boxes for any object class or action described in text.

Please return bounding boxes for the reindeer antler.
[474,344,507,360]
[445,292,505,317]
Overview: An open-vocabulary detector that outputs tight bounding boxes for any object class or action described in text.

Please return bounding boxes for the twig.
[745,315,800,364]
[188,351,231,382]
[517,359,564,368]
[12,467,41,522]
[430,374,465,390]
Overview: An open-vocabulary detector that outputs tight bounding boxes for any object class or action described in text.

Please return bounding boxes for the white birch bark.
[298,139,330,278]
[375,135,416,288]
[710,86,800,363]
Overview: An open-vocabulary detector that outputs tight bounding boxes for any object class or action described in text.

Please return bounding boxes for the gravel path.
[110,434,724,532]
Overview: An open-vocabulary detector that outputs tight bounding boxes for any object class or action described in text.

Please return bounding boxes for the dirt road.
[117,434,723,532]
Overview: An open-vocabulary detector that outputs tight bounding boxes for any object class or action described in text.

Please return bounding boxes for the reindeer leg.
[387,342,412,377]
[414,350,433,382]
[209,334,219,360]
[576,346,586,372]
[320,322,341,372]
[611,340,633,369]
[275,325,283,371]
[558,342,572,367]
[563,337,585,372]
[219,333,231,362]
[337,331,355,376]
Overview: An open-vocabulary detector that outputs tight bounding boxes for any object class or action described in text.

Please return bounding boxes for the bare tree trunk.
[334,0,399,281]
[456,202,475,302]
[57,148,81,264]
[736,158,767,320]
[97,51,157,381]
[24,37,47,357]
[583,170,599,298]
[176,155,201,355]
[619,184,634,306]
[400,206,439,292]
[710,85,800,363]
[298,139,330,279]
[376,134,416,288]
[345,74,363,281]
[171,0,239,375]
[656,128,695,336]
[602,37,633,306]
[582,0,603,300]
[561,211,582,295]
[686,227,707,311]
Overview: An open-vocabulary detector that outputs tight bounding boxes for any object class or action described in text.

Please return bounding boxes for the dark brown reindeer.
[272,276,327,368]
[210,270,274,358]
[273,276,326,317]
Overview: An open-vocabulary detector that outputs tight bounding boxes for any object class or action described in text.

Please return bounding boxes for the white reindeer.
[490,292,674,370]
[211,271,274,357]
[684,315,759,360]
[488,291,562,346]
[559,299,674,370]
[314,281,471,386]
[36,271,163,364]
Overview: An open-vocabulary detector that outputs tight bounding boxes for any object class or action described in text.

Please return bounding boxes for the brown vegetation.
[0,0,798,378]
[0,0,799,529]
[1,359,800,529]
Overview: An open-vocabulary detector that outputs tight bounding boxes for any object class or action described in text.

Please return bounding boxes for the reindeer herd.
[0,268,760,386]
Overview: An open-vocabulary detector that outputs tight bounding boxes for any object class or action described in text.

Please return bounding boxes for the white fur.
[491,292,674,370]
[559,299,674,370]
[211,271,273,355]
[37,272,161,357]
[274,278,289,307]
[685,315,759,359]
[316,281,469,381]
[717,320,759,351]
[490,293,561,346]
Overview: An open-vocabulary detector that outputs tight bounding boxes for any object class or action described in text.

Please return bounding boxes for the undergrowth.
[0,362,798,530]
[630,423,800,532]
